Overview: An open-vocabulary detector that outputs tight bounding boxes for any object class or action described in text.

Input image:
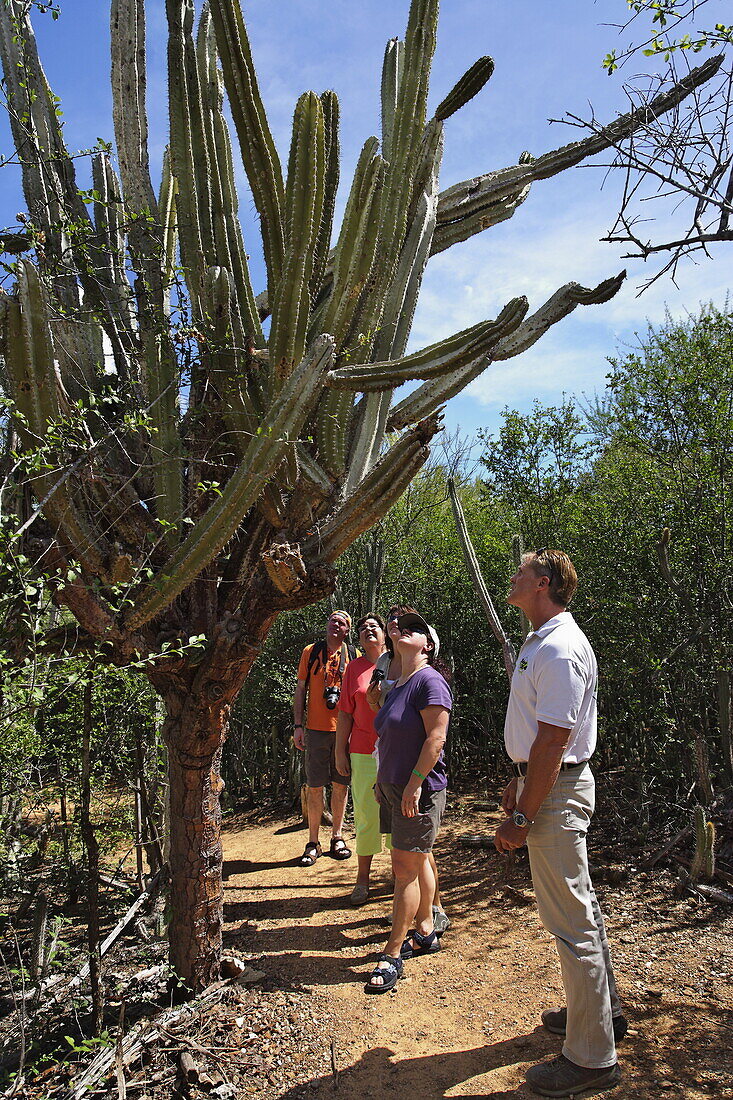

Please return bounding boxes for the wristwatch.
[512,810,534,829]
[294,723,303,729]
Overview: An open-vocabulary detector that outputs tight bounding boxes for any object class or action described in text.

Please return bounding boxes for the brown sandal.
[299,841,322,867]
[329,836,352,860]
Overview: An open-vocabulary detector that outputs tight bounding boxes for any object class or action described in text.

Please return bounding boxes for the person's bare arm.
[335,711,353,777]
[400,705,449,818]
[501,776,518,815]
[494,721,571,852]
[293,679,307,750]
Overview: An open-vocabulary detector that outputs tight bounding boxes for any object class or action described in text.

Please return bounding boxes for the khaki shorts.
[304,729,349,788]
[377,781,446,853]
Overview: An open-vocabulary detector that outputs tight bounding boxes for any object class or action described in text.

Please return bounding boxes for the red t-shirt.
[338,655,380,755]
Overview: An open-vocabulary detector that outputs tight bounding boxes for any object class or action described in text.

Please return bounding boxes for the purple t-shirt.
[373,666,452,791]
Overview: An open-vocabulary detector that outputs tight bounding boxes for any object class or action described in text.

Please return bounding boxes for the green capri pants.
[350,752,391,856]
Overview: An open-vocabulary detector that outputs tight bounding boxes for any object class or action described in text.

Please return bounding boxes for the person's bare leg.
[368,849,424,987]
[306,786,323,845]
[330,781,348,841]
[414,855,436,937]
[429,852,442,908]
[356,854,373,886]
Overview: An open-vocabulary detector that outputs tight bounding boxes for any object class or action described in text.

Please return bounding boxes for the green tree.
[478,302,733,806]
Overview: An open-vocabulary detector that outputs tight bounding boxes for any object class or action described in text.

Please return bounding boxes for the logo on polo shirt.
[519,658,528,672]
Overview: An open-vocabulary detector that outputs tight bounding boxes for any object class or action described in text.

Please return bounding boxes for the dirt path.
[219,795,733,1099]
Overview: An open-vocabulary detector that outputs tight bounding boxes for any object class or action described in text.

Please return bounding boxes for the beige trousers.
[521,766,618,1069]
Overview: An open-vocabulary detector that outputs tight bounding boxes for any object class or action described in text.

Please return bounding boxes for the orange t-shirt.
[297,642,352,733]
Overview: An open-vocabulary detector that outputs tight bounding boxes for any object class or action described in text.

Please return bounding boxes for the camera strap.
[305,639,355,686]
[337,641,347,681]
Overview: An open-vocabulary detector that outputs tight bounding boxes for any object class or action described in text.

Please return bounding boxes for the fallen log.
[68,980,230,1099]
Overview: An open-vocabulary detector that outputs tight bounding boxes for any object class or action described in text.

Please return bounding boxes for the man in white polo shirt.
[494,549,626,1098]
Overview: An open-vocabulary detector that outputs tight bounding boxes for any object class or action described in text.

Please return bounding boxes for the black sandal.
[400,928,441,959]
[329,836,352,860]
[299,841,322,867]
[364,953,403,994]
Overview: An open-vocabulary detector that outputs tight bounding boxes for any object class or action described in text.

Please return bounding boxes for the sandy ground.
[218,793,733,1099]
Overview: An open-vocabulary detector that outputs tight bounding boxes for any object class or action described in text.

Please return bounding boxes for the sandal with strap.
[400,928,441,959]
[329,836,352,860]
[364,953,404,994]
[298,841,322,867]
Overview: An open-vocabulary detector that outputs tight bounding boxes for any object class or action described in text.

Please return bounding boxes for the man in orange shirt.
[293,611,354,867]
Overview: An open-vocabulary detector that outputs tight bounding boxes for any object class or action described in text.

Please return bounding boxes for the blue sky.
[0,0,730,446]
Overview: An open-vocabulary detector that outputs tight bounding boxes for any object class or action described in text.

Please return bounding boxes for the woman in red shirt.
[335,613,390,905]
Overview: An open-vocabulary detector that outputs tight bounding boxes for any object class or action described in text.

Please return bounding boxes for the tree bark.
[153,613,275,991]
[166,734,226,990]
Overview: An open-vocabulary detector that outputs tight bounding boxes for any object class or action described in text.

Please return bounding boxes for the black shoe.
[526,1054,621,1097]
[541,1007,628,1043]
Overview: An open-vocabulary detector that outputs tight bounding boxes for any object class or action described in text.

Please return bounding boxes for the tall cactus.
[0,0,721,991]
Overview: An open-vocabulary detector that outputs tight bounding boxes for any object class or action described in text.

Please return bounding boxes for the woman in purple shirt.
[364,611,452,994]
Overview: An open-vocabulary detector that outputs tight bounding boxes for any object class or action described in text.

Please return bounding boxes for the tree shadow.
[223,857,298,876]
[275,1035,543,1099]
[273,821,307,835]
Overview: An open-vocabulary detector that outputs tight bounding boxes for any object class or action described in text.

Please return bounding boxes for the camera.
[369,668,386,687]
[323,685,341,709]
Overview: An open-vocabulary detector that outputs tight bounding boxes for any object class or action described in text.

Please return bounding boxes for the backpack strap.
[305,639,327,684]
[306,638,354,686]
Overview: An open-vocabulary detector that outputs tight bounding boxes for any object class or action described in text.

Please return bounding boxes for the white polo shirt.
[504,612,598,764]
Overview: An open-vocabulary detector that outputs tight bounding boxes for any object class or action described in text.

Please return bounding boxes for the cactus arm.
[111,0,159,224]
[7,263,108,577]
[344,119,443,488]
[0,3,138,376]
[319,141,385,349]
[431,179,532,255]
[350,0,437,354]
[387,273,623,429]
[91,153,138,362]
[269,92,326,383]
[159,148,179,293]
[342,391,383,497]
[209,0,286,296]
[330,302,528,391]
[375,120,443,364]
[380,37,404,165]
[166,0,212,319]
[434,56,494,122]
[447,476,515,679]
[313,389,354,479]
[492,273,626,361]
[125,336,335,631]
[199,8,263,347]
[145,331,183,536]
[304,414,441,563]
[0,3,92,245]
[433,53,724,255]
[310,90,340,306]
[379,0,438,262]
[204,266,260,449]
[386,356,519,434]
[111,0,170,346]
[295,445,333,500]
